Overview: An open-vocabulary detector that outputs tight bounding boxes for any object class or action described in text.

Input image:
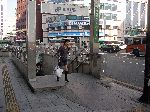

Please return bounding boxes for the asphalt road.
[101,50,145,88]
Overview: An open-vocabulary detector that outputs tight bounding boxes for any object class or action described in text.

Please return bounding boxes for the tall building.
[83,0,147,40]
[84,0,125,41]
[124,0,147,36]
[0,0,7,40]
[16,0,43,41]
[125,0,147,35]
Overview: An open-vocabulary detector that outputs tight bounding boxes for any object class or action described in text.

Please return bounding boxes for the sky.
[7,0,17,18]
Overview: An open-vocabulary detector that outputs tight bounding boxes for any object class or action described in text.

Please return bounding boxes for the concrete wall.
[0,52,11,57]
[11,55,28,79]
[42,54,58,75]
[91,54,104,79]
[42,53,104,79]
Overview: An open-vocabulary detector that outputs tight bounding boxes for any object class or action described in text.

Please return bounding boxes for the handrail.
[69,48,85,64]
[75,59,87,70]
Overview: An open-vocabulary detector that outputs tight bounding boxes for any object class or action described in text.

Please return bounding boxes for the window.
[142,38,146,44]
[100,13,104,19]
[112,14,117,20]
[113,26,118,29]
[1,5,3,11]
[104,3,111,10]
[133,38,141,45]
[83,25,90,30]
[64,26,67,30]
[100,3,104,10]
[71,25,79,30]
[66,15,77,20]
[57,26,61,31]
[105,13,112,20]
[111,4,117,11]
[99,25,102,30]
[77,16,83,20]
[106,25,110,29]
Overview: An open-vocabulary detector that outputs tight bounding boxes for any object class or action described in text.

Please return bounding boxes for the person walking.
[56,39,70,82]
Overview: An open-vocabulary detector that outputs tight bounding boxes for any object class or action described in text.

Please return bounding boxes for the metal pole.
[104,16,106,40]
[89,0,94,74]
[139,1,150,104]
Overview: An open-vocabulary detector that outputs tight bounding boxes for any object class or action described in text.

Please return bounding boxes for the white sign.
[67,20,103,26]
[68,20,90,26]
[41,3,89,16]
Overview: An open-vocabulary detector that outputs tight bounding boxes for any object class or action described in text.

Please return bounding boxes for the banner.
[94,0,100,43]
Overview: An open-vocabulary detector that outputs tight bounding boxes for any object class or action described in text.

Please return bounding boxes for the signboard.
[47,20,103,28]
[41,3,89,16]
[48,32,104,37]
[68,20,90,26]
[94,0,100,43]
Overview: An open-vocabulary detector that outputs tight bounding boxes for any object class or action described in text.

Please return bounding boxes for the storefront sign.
[41,3,88,16]
[48,32,104,37]
[68,20,90,26]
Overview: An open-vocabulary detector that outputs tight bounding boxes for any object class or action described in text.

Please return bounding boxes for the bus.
[125,35,146,56]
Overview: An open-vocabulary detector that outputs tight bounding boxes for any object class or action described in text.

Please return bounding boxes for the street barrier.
[2,65,20,112]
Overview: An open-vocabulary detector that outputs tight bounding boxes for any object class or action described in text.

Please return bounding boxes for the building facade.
[124,0,147,36]
[41,2,90,46]
[83,0,125,41]
[16,0,43,41]
[0,0,7,40]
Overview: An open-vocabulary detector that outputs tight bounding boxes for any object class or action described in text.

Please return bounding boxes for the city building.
[0,0,7,40]
[66,0,84,6]
[16,0,43,41]
[83,0,126,41]
[124,0,147,36]
[41,2,90,47]
[83,0,147,41]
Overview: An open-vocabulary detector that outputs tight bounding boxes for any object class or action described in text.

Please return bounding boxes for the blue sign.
[48,32,104,37]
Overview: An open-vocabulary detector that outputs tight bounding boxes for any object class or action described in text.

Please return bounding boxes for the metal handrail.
[69,48,85,64]
[75,59,87,70]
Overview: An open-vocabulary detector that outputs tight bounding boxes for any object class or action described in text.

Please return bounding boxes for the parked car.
[100,44,120,53]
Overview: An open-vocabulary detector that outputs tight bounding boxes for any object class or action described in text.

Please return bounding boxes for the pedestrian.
[56,39,70,82]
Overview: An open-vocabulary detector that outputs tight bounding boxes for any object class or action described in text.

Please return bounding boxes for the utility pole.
[89,0,94,74]
[89,0,100,74]
[139,1,150,104]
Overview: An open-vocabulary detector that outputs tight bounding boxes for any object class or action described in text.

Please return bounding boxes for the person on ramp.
[56,39,70,82]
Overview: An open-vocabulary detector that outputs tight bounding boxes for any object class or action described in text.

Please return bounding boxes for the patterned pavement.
[0,57,150,112]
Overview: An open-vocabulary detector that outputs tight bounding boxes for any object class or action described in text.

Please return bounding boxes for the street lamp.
[139,1,150,104]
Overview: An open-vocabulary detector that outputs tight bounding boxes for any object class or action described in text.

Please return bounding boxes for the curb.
[106,77,143,92]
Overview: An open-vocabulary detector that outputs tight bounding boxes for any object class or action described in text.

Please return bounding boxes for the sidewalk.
[1,57,150,112]
[0,58,5,112]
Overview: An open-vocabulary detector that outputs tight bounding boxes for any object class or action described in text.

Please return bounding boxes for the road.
[101,50,145,88]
